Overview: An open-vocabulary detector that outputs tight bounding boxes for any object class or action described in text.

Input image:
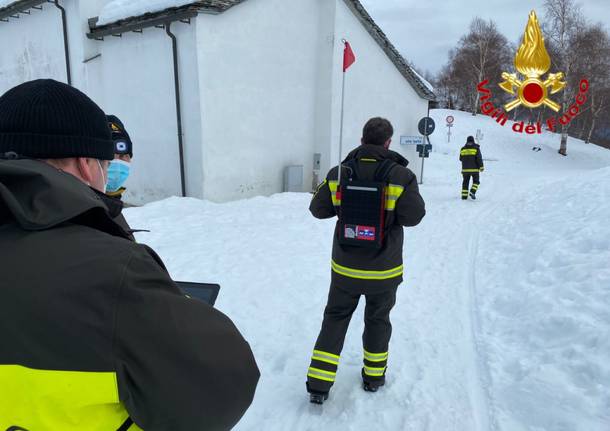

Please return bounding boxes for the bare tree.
[435,18,512,114]
[543,0,585,155]
[570,24,610,144]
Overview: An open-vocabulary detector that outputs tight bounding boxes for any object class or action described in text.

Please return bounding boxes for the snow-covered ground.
[125,109,610,431]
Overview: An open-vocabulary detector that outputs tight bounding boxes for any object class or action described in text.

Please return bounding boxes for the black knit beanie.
[0,79,114,160]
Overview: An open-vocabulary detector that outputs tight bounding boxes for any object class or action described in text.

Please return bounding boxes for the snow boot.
[469,192,476,200]
[363,380,385,392]
[309,391,329,405]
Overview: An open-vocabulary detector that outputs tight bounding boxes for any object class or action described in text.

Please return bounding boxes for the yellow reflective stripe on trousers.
[312,350,340,365]
[460,149,478,156]
[364,350,389,362]
[307,367,336,382]
[331,260,403,280]
[385,184,404,211]
[363,365,386,377]
[0,364,141,431]
[471,184,479,190]
[328,180,341,206]
[462,169,480,173]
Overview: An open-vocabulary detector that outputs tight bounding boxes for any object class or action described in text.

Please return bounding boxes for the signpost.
[446,115,454,142]
[417,116,435,184]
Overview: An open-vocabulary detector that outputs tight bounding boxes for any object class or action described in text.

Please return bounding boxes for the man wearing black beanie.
[0,80,259,431]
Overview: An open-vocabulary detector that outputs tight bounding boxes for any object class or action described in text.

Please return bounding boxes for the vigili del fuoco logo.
[477,10,589,135]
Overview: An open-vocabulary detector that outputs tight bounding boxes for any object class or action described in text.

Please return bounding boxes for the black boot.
[469,192,476,200]
[309,391,329,405]
[362,369,385,392]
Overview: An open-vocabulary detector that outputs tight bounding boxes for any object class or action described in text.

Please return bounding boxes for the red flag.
[343,41,356,72]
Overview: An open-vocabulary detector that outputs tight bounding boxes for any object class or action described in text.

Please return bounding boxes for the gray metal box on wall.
[283,165,304,192]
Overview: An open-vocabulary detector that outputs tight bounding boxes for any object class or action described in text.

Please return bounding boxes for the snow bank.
[477,166,610,431]
[97,0,197,26]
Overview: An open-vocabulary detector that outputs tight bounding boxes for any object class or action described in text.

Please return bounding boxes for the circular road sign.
[446,115,455,124]
[418,117,436,136]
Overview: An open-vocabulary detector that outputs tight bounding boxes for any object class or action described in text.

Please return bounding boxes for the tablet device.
[175,282,220,307]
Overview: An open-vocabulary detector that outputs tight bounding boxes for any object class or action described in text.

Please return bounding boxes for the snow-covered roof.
[98,0,226,26]
[410,66,435,93]
[93,0,243,28]
[0,0,46,20]
[0,0,17,9]
[342,0,436,101]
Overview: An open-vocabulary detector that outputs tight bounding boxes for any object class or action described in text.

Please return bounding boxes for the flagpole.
[338,54,347,189]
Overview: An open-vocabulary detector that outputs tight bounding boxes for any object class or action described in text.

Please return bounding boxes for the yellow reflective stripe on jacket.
[312,350,340,366]
[364,350,389,362]
[360,158,377,162]
[331,260,403,280]
[460,149,478,156]
[328,180,341,206]
[363,365,386,377]
[307,367,336,382]
[385,184,404,211]
[0,364,141,431]
[462,169,481,173]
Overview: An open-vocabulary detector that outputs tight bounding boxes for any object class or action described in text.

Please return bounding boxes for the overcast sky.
[359,0,610,77]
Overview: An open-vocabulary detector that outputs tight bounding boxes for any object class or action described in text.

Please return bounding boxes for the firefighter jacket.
[459,143,484,173]
[310,145,426,294]
[0,159,260,431]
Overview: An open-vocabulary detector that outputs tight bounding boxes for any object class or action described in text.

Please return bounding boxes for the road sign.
[416,143,432,158]
[446,115,455,124]
[418,117,436,136]
[400,135,424,146]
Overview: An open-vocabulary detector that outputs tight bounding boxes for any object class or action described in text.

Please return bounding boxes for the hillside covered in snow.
[124,109,610,431]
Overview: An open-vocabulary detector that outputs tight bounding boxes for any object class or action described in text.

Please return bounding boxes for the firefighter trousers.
[306,283,398,394]
[462,173,480,198]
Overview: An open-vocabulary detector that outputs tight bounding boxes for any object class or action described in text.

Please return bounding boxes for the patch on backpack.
[345,225,376,241]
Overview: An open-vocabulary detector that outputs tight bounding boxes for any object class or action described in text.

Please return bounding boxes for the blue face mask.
[106,159,131,192]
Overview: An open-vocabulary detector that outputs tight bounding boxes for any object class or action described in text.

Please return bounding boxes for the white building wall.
[0,3,66,92]
[1,0,430,204]
[330,0,429,177]
[196,0,320,202]
[86,21,204,204]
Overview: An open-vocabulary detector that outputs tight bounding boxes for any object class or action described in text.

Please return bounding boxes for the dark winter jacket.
[0,159,259,431]
[460,143,484,173]
[310,145,426,293]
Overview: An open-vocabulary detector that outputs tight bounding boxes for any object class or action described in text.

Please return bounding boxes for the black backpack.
[338,158,397,249]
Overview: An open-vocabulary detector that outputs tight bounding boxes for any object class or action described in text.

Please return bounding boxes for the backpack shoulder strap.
[374,159,398,183]
[341,158,360,181]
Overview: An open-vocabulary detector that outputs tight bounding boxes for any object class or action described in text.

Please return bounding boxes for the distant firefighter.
[460,136,484,200]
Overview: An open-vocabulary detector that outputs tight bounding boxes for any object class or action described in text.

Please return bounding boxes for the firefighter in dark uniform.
[306,117,426,404]
[459,135,484,200]
[0,79,259,430]
[105,115,137,240]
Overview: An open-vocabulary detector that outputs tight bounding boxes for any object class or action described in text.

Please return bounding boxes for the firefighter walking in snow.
[306,118,425,404]
[460,135,484,200]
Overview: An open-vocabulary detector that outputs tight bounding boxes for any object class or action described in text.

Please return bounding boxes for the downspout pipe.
[52,0,71,85]
[165,22,187,197]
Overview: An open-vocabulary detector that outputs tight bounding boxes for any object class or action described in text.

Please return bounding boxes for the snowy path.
[124,109,610,430]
